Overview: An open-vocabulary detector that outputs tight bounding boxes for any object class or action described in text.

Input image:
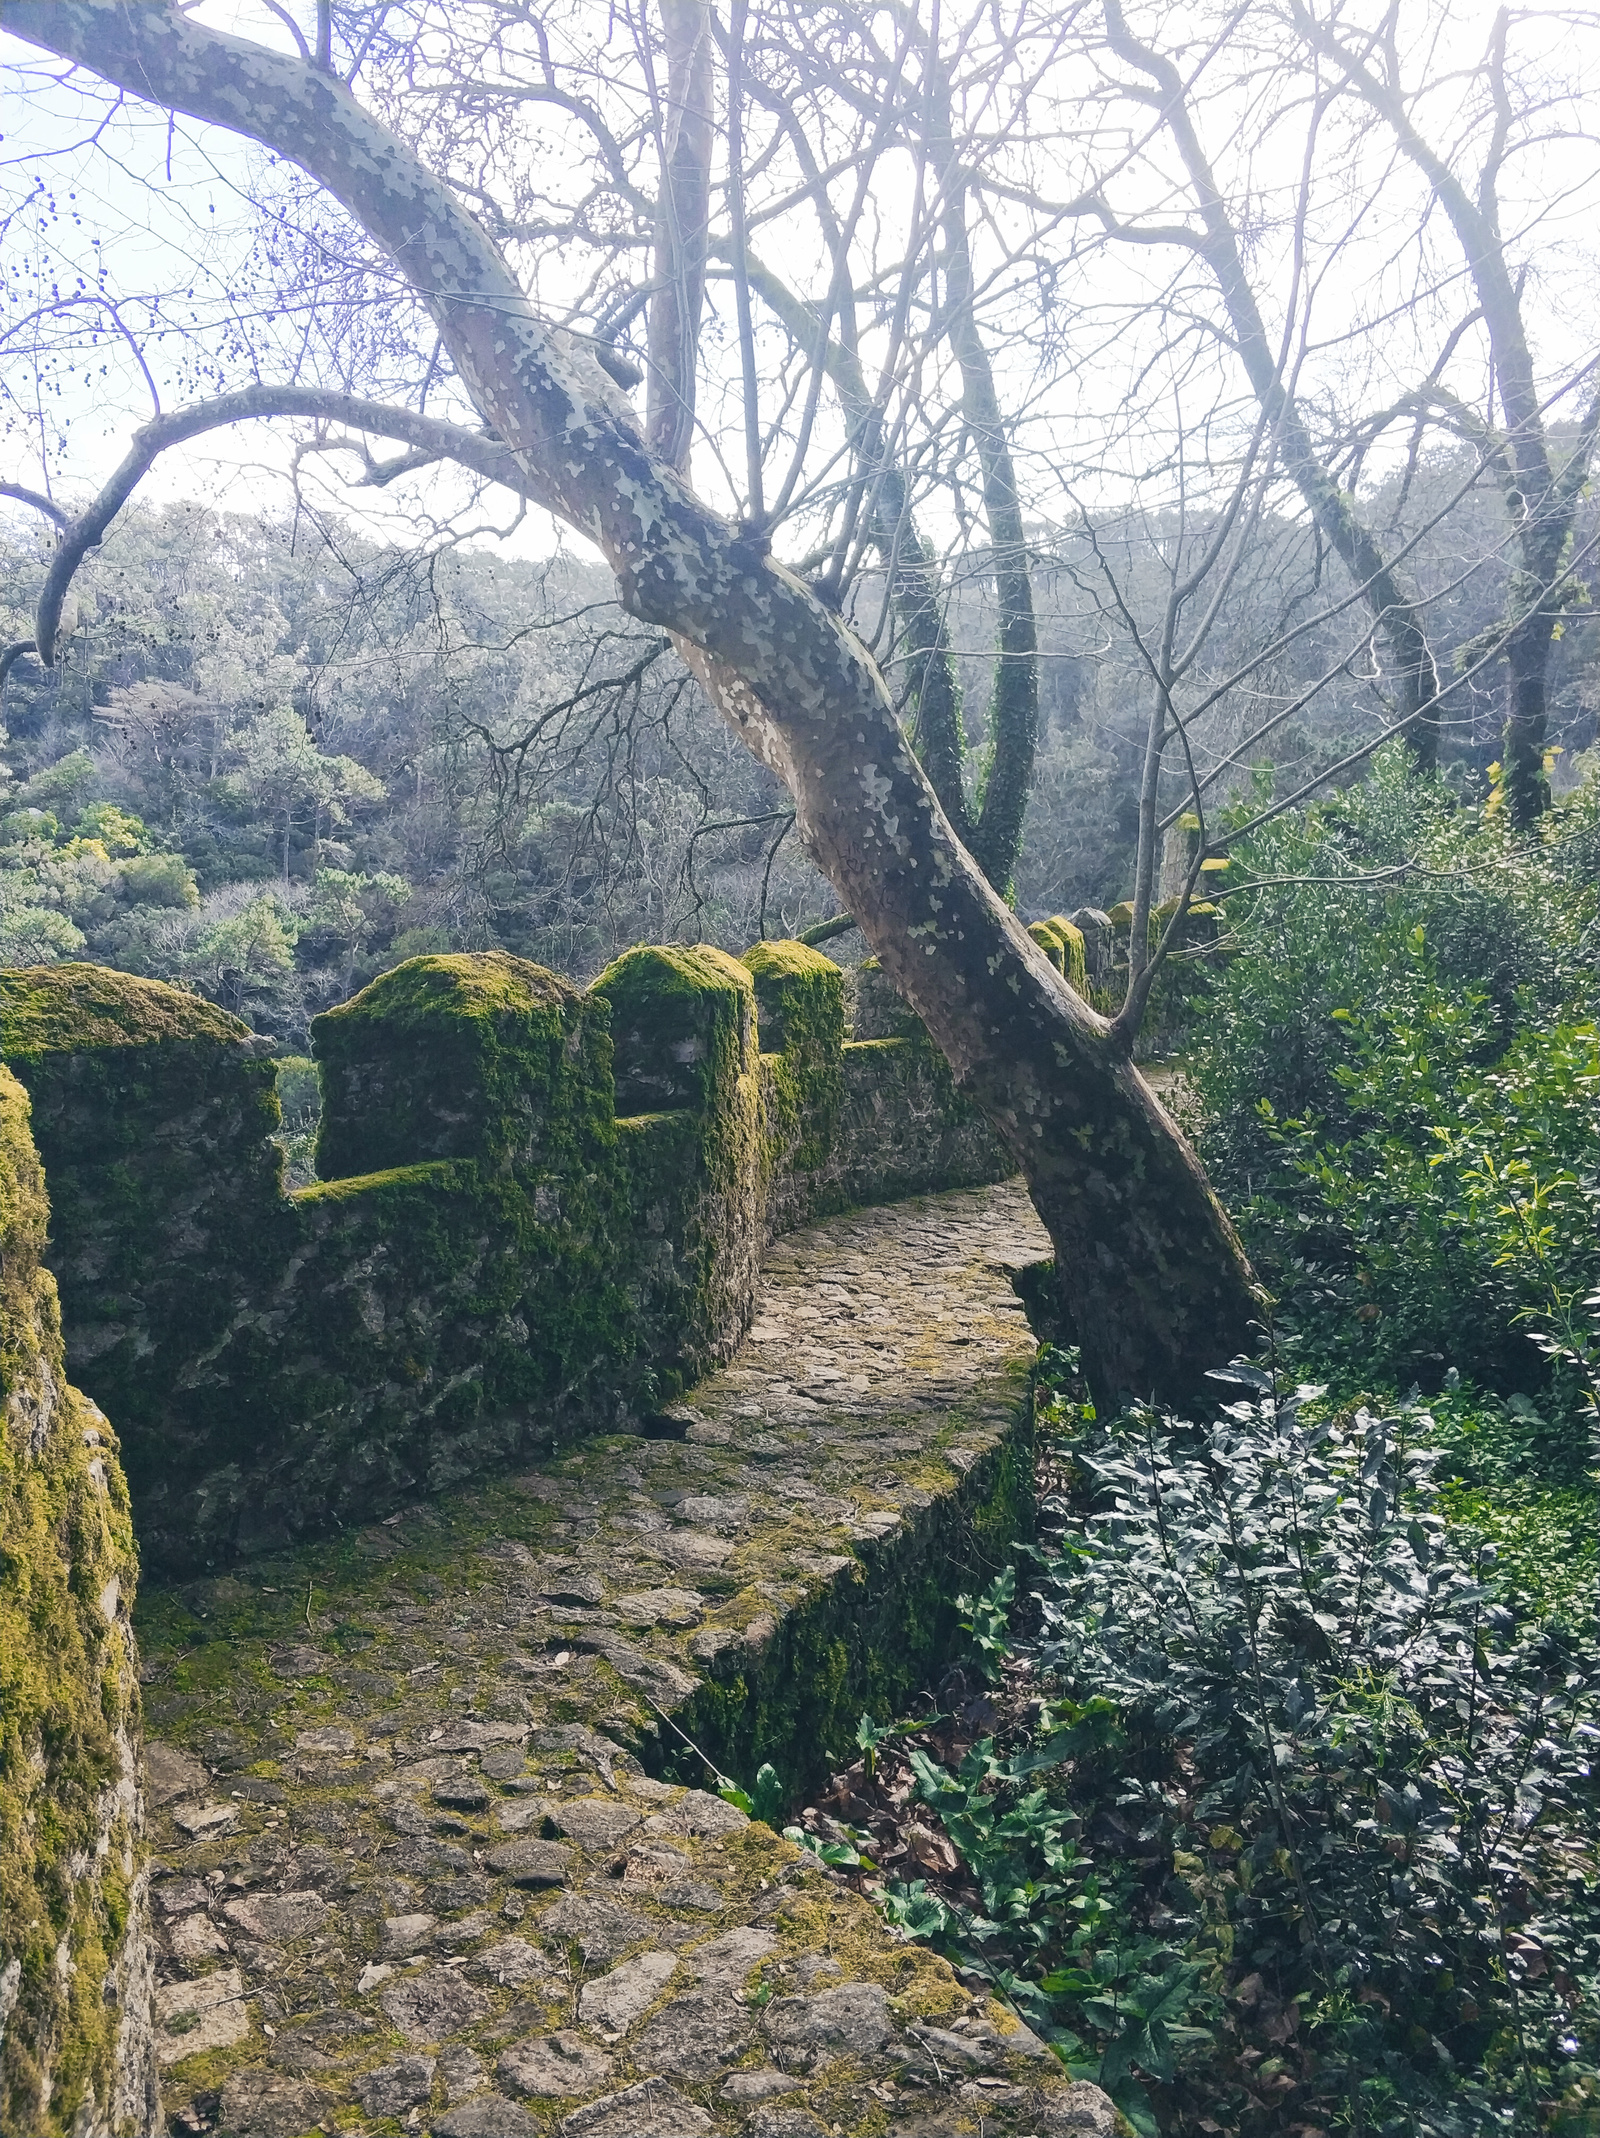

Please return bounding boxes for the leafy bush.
[870,1354,1600,2137]
[1241,942,1600,1397]
[1190,750,1599,1207]
[1185,754,1600,1410]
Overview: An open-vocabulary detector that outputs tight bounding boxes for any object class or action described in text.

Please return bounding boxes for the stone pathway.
[136,1182,1111,2138]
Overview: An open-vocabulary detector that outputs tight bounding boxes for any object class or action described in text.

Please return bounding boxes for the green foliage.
[878,1350,1600,2136]
[957,1565,1016,1683]
[719,1762,787,1827]
[1190,749,1598,1199]
[1190,749,1600,1406]
[1248,957,1600,1398]
[272,1055,322,1191]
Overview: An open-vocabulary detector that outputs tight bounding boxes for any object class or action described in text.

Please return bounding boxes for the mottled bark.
[4,0,1262,1403]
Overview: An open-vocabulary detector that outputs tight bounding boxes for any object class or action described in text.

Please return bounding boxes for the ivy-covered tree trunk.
[5,0,1263,1404]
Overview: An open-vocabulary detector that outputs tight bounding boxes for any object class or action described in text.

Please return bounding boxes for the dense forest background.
[4,456,1596,1044]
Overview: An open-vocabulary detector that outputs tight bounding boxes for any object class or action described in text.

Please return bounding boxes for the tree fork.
[4,0,1263,1404]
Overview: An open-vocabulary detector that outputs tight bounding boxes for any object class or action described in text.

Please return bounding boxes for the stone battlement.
[0,943,1010,1569]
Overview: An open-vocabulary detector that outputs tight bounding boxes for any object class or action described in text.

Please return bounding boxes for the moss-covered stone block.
[743,940,846,1234]
[312,951,607,1179]
[1027,913,1089,995]
[741,937,845,1061]
[594,946,762,1387]
[0,1065,153,2137]
[847,955,927,1042]
[2,940,1021,1570]
[0,965,291,1514]
[592,941,755,1115]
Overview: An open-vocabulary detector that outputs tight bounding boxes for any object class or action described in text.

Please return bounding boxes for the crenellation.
[0,944,1009,1570]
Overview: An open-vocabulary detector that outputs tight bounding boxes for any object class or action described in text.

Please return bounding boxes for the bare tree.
[1288,0,1600,821]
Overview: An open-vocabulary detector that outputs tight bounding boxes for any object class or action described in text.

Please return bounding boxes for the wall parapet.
[0,1063,155,2137]
[0,943,1010,1568]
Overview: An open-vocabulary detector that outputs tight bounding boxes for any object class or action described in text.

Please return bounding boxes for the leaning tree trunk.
[5,0,1263,1404]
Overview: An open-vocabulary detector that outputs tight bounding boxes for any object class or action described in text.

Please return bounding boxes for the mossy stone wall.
[313,950,607,1176]
[593,945,764,1392]
[0,1065,154,2138]
[2,941,1012,1569]
[1027,913,1089,995]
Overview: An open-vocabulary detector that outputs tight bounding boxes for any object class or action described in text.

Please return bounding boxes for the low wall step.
[138,1182,1111,2137]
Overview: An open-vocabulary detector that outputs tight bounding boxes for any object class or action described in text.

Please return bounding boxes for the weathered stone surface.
[380,1964,490,2042]
[643,1791,748,1842]
[131,1183,1119,2138]
[763,1982,895,2068]
[485,1836,575,1886]
[219,2068,335,2138]
[688,1926,777,1986]
[153,1876,211,1917]
[439,1910,497,1949]
[382,1910,438,1955]
[579,1950,679,2035]
[355,2053,436,2115]
[536,1894,654,1965]
[295,1722,356,1754]
[441,2042,489,2099]
[171,1798,239,1839]
[168,1913,229,1962]
[222,1889,329,1942]
[145,1739,209,1804]
[560,2076,714,2137]
[434,2095,546,2137]
[631,1989,752,2080]
[545,1798,644,1850]
[499,2028,616,2095]
[1040,2081,1124,2135]
[614,1586,704,1626]
[437,1775,493,1810]
[743,2110,828,2138]
[154,1969,248,2064]
[720,2067,803,2102]
[473,1937,556,1989]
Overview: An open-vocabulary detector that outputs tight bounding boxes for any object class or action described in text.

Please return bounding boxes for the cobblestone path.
[136,1182,1111,2138]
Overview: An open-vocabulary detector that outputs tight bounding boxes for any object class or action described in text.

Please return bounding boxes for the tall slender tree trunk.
[645,0,715,473]
[1102,0,1442,774]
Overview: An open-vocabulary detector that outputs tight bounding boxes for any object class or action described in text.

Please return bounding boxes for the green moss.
[313,951,605,1179]
[1026,914,1089,995]
[668,1409,1033,1799]
[293,1159,461,1206]
[0,962,247,1058]
[593,941,754,1114]
[594,946,761,1381]
[0,1066,144,2138]
[10,940,1012,1571]
[744,939,846,1196]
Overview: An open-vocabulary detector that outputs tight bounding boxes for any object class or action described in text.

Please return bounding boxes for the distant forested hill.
[2,472,1595,1043]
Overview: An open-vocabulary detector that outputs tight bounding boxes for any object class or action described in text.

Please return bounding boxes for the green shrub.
[1240,944,1600,1401]
[876,1352,1600,2137]
[1190,750,1599,1204]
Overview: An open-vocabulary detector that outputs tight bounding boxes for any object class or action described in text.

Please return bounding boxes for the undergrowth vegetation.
[787,753,1600,2134]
